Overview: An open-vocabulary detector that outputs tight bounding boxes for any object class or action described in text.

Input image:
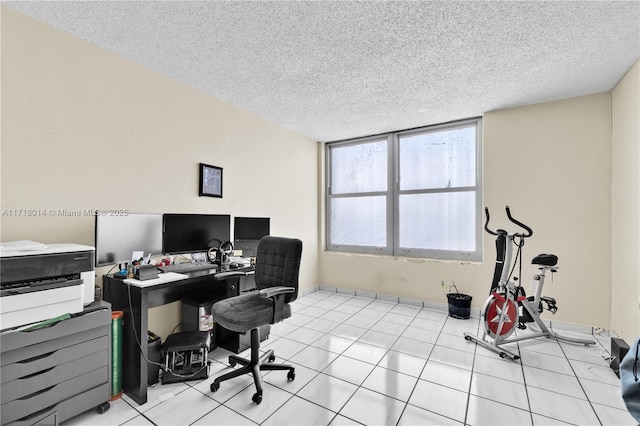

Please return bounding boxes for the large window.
[326,118,482,261]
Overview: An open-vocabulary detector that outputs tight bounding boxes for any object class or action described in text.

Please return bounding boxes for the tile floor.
[64,290,635,425]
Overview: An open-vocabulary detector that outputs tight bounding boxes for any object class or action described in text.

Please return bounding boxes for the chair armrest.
[259,286,295,323]
[214,271,248,281]
[258,286,295,298]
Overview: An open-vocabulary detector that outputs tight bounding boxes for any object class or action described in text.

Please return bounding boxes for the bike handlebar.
[484,206,533,237]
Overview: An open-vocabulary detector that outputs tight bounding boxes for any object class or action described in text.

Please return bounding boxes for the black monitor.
[234,217,270,240]
[162,214,231,255]
[95,213,163,266]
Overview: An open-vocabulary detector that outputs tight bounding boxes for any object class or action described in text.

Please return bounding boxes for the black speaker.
[611,337,630,378]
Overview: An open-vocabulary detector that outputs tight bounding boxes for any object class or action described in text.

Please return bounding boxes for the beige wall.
[1,8,319,339]
[611,60,640,342]
[321,93,613,329]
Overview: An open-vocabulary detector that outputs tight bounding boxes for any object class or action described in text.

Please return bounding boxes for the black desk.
[103,267,253,405]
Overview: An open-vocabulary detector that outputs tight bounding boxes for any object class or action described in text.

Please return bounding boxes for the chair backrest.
[255,236,302,303]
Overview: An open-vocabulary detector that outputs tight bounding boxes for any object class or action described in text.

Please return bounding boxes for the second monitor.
[163,214,231,255]
[234,217,270,257]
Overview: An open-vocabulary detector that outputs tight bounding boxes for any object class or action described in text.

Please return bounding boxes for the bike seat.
[531,253,558,266]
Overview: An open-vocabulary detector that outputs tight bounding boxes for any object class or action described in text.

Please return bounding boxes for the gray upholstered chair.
[209,236,302,404]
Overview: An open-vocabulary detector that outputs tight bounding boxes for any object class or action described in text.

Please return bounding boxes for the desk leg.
[121,285,149,405]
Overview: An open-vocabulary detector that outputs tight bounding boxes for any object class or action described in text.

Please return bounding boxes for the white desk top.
[123,272,188,288]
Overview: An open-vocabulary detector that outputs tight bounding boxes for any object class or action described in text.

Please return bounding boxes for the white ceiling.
[5,1,640,142]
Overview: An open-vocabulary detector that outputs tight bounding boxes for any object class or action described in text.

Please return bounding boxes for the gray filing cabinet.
[0,301,111,426]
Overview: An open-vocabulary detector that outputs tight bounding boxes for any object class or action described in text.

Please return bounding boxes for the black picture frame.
[199,163,223,198]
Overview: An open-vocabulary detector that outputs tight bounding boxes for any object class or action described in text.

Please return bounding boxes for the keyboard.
[158,262,216,274]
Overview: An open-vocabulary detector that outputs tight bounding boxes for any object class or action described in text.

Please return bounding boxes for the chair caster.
[268,354,276,362]
[229,359,237,367]
[210,382,220,392]
[287,370,295,381]
[96,402,110,414]
[252,392,263,404]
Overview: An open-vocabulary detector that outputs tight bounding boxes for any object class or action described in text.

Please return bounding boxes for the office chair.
[209,236,302,404]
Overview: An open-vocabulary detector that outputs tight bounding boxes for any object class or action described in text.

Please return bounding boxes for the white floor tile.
[289,346,339,372]
[263,395,336,425]
[361,366,418,401]
[311,333,356,354]
[285,326,326,345]
[321,310,353,323]
[263,361,319,394]
[342,341,389,365]
[470,372,529,410]
[322,354,376,386]
[570,358,621,386]
[378,350,427,377]
[382,312,415,326]
[523,365,587,399]
[297,373,359,412]
[436,331,476,352]
[421,360,471,392]
[391,336,434,358]
[409,316,445,331]
[398,404,462,425]
[428,344,473,370]
[473,353,525,384]
[143,387,219,425]
[328,323,368,340]
[370,320,408,336]
[304,317,340,333]
[466,394,533,425]
[520,348,576,375]
[329,415,364,425]
[408,380,468,423]
[527,386,601,425]
[592,401,639,426]
[339,387,405,426]
[580,377,627,410]
[193,405,257,425]
[402,325,440,344]
[224,382,293,424]
[531,413,573,425]
[358,329,399,348]
[333,303,365,315]
[261,336,308,360]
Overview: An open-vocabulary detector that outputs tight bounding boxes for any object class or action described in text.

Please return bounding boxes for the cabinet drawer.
[1,367,108,425]
[2,351,107,404]
[0,308,110,353]
[1,335,108,384]
[7,382,109,426]
[1,325,108,367]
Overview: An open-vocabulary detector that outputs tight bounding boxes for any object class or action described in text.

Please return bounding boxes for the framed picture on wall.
[199,163,223,198]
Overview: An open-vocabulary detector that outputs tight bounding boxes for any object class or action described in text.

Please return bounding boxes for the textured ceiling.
[4,1,640,142]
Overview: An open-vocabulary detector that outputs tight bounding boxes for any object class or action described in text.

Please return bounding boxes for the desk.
[103,266,253,405]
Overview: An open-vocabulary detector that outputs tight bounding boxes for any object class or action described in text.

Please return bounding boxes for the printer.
[0,241,95,330]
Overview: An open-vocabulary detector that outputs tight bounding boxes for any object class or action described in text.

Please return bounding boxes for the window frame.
[326,118,482,261]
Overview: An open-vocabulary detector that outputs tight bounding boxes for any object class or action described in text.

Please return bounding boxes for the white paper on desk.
[131,251,144,262]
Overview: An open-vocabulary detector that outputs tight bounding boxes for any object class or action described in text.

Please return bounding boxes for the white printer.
[0,241,95,330]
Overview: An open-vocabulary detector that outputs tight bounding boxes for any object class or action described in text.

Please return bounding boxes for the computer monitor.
[95,213,163,266]
[233,217,270,256]
[163,214,231,255]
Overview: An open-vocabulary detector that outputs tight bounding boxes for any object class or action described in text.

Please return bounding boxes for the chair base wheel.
[210,382,220,392]
[252,392,262,404]
[268,354,276,362]
[287,370,295,381]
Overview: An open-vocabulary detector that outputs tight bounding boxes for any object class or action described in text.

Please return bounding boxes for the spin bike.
[463,206,595,360]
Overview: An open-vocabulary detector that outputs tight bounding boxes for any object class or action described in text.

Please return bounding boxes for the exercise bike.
[463,206,595,360]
